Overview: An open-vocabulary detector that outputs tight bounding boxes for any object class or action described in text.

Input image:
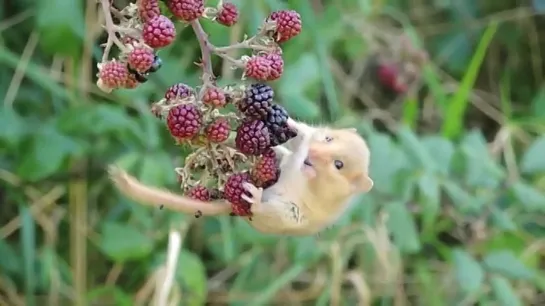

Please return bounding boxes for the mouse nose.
[308,146,330,162]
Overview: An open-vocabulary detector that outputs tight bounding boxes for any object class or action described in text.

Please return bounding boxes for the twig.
[156,230,182,306]
[190,20,216,99]
[99,0,126,62]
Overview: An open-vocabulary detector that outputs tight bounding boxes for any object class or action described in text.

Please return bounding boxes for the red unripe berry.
[138,0,160,22]
[124,74,140,89]
[223,172,253,216]
[216,2,239,27]
[186,185,210,201]
[166,103,203,139]
[98,60,129,90]
[244,56,272,81]
[127,47,155,73]
[205,118,231,143]
[264,53,284,81]
[251,155,279,188]
[268,10,302,43]
[202,87,227,108]
[143,15,176,49]
[168,0,204,22]
[377,63,407,94]
[164,83,195,102]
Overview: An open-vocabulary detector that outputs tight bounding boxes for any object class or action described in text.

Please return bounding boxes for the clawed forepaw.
[241,182,263,204]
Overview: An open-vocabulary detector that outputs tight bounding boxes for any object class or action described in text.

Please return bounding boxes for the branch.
[99,0,127,62]
[190,20,216,99]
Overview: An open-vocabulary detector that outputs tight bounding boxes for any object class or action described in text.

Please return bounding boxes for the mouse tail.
[107,165,231,216]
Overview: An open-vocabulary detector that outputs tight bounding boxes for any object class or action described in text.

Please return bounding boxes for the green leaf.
[489,207,517,232]
[521,135,545,174]
[385,201,421,254]
[451,249,485,295]
[177,250,208,306]
[20,206,36,306]
[99,222,154,262]
[441,22,498,139]
[482,250,535,280]
[17,127,84,181]
[0,239,20,274]
[396,126,436,172]
[420,136,455,175]
[0,107,26,146]
[510,182,545,212]
[279,91,321,121]
[138,152,176,186]
[417,172,440,232]
[443,181,480,214]
[490,275,522,306]
[86,286,134,306]
[36,0,84,57]
[460,130,504,188]
[368,134,410,194]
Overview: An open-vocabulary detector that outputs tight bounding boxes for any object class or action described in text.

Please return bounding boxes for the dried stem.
[190,20,216,99]
[99,0,127,62]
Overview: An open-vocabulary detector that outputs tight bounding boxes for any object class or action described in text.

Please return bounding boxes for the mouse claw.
[241,194,255,204]
[242,182,263,202]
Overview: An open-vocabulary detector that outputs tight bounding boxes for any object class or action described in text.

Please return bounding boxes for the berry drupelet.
[235,120,271,156]
[267,10,302,43]
[168,0,204,22]
[165,83,195,102]
[205,118,231,143]
[216,2,239,27]
[186,185,210,201]
[238,83,274,120]
[143,15,176,49]
[223,172,253,216]
[166,103,203,139]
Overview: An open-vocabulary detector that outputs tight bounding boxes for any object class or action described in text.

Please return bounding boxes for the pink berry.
[143,15,176,49]
[167,0,204,22]
[244,56,272,81]
[98,60,129,89]
[267,10,302,43]
[127,47,155,73]
[216,2,239,27]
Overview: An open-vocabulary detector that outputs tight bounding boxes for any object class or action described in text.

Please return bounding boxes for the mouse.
[108,119,374,236]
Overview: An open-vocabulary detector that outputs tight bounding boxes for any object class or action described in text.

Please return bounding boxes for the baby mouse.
[108,120,374,236]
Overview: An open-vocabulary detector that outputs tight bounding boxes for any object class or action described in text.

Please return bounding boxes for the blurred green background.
[2,0,545,305]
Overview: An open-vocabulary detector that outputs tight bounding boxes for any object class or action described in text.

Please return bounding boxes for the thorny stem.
[190,20,216,100]
[99,0,127,62]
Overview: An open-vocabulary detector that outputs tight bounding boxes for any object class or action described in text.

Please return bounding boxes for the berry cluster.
[96,0,303,217]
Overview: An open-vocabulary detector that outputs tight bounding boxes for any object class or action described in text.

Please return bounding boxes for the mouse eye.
[334,160,344,170]
[325,136,333,142]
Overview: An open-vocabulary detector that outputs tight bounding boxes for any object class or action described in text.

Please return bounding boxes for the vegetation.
[1,0,545,305]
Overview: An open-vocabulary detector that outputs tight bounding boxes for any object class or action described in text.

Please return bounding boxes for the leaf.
[420,136,455,175]
[17,126,84,181]
[510,182,545,212]
[368,133,410,194]
[86,286,134,306]
[385,201,421,254]
[138,152,176,186]
[442,181,480,214]
[482,250,535,280]
[0,239,20,274]
[490,275,522,306]
[417,172,441,231]
[279,91,321,121]
[460,130,504,188]
[521,135,545,174]
[451,249,485,295]
[441,22,498,139]
[0,108,26,146]
[396,126,436,172]
[154,249,208,306]
[489,207,517,232]
[99,222,154,262]
[177,250,208,306]
[20,206,36,306]
[36,0,84,57]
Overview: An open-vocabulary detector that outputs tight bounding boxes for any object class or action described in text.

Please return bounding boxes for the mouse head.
[304,127,374,195]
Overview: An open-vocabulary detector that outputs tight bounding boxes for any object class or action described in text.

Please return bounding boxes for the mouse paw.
[241,182,263,205]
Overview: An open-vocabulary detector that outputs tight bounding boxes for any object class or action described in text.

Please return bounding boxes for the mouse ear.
[353,174,373,193]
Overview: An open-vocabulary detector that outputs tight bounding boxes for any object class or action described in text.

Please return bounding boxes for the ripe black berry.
[235,119,271,155]
[238,83,274,119]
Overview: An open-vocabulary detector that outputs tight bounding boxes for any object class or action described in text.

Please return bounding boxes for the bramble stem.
[99,0,126,62]
[190,20,216,99]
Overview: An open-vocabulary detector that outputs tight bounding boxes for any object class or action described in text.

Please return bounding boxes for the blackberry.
[238,83,274,120]
[235,120,271,155]
[251,155,280,188]
[223,172,253,216]
[263,104,289,135]
[270,125,297,146]
[186,185,210,201]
